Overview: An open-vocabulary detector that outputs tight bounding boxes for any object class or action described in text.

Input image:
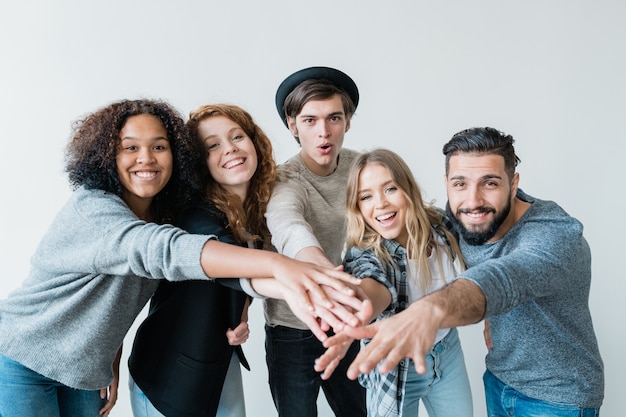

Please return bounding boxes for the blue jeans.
[402,328,473,416]
[265,325,366,417]
[0,353,106,417]
[484,369,600,417]
[130,352,245,417]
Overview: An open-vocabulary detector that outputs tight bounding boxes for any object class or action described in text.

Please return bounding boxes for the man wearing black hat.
[263,66,366,416]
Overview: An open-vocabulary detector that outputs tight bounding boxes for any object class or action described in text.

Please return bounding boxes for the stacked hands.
[265,259,437,384]
[270,261,373,342]
[281,267,373,380]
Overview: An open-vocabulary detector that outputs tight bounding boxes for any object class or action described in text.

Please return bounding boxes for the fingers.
[322,331,354,347]
[311,271,361,305]
[323,269,361,293]
[272,259,327,310]
[335,322,379,342]
[308,284,372,328]
[299,314,329,342]
[374,343,406,374]
[314,301,360,328]
[299,284,371,331]
[315,334,353,380]
[320,284,365,316]
[282,288,329,342]
[347,341,390,379]
[315,345,344,380]
[319,318,331,332]
[354,298,374,326]
[98,386,118,417]
[305,266,360,297]
[311,302,355,333]
[302,278,331,309]
[338,323,381,380]
[226,322,250,345]
[275,258,363,313]
[320,357,341,380]
[342,314,432,380]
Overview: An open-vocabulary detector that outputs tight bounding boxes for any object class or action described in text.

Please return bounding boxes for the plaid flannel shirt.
[343,222,455,417]
[343,239,409,416]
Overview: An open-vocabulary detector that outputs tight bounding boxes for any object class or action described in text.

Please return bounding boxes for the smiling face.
[198,115,258,201]
[116,114,173,219]
[446,153,519,245]
[356,163,409,247]
[287,94,350,177]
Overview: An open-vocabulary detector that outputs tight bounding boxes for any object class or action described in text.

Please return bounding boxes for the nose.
[374,193,388,209]
[465,185,483,208]
[224,140,238,154]
[137,148,156,164]
[318,120,331,138]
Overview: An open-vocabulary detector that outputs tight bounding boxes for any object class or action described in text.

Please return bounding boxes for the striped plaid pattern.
[343,219,455,417]
[344,239,409,417]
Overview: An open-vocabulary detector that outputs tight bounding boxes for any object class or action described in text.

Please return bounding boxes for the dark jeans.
[265,325,366,417]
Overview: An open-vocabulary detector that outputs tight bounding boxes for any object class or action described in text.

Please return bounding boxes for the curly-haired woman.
[0,99,364,417]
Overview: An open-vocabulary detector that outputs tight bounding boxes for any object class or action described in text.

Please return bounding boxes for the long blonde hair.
[187,104,276,244]
[345,148,464,292]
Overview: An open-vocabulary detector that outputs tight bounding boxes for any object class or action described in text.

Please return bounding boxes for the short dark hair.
[443,126,521,180]
[283,79,356,145]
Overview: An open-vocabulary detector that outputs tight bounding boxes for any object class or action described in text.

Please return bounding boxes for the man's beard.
[452,194,512,246]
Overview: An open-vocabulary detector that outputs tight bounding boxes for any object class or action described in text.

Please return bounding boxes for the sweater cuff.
[239,278,267,299]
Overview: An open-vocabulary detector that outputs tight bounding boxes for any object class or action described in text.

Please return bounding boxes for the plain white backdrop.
[0,1,623,416]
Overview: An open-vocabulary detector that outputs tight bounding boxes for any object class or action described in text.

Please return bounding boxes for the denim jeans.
[265,325,366,417]
[130,352,245,417]
[402,328,473,416]
[0,353,106,417]
[484,369,600,417]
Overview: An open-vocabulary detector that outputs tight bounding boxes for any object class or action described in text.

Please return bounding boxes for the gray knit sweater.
[0,187,211,390]
[264,149,359,329]
[459,189,604,408]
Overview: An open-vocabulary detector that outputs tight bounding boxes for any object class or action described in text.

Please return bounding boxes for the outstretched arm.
[331,278,485,379]
[200,239,360,311]
[178,203,358,308]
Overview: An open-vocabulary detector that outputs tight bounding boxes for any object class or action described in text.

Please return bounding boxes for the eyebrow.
[358,179,393,194]
[203,127,244,142]
[449,174,503,181]
[120,135,168,142]
[298,111,345,119]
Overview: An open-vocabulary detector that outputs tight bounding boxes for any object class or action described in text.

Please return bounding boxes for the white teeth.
[466,212,486,218]
[377,213,395,221]
[134,171,157,178]
[224,159,244,169]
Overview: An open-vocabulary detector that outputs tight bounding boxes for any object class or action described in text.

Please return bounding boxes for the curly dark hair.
[65,99,205,223]
[187,103,277,243]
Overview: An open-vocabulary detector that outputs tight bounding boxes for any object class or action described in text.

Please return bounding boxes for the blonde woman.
[317,148,472,417]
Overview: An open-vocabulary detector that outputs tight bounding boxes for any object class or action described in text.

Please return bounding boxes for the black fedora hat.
[275,66,359,128]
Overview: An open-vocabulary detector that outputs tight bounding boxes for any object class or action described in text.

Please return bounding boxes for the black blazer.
[128,202,252,417]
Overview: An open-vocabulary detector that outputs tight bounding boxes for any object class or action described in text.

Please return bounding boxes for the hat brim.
[275,66,359,128]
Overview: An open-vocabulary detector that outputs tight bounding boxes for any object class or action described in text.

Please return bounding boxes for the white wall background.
[1,1,623,416]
